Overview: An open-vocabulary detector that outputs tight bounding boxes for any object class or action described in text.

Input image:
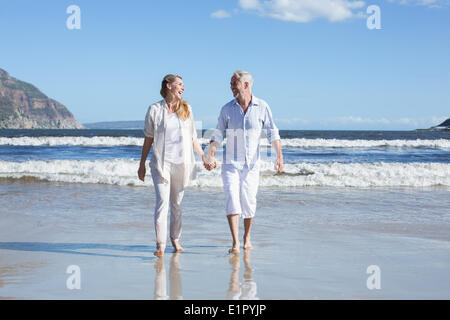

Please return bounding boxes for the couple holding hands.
[138,71,283,257]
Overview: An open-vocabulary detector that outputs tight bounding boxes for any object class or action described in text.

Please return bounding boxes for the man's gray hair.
[234,70,254,89]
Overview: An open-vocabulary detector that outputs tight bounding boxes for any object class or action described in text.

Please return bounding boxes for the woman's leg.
[169,163,185,251]
[152,166,170,257]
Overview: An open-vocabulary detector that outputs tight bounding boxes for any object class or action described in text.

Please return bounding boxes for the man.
[207,70,283,254]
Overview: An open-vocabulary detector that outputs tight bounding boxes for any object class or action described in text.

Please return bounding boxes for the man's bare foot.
[243,238,253,250]
[228,241,240,254]
[172,241,184,252]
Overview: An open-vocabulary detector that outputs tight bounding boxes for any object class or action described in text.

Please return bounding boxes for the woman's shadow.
[0,242,157,261]
[153,253,183,300]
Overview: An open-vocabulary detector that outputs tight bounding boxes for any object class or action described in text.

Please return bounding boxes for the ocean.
[0,129,449,299]
[0,129,449,187]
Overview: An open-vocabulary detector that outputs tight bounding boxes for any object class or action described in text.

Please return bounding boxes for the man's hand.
[271,139,284,174]
[203,154,217,171]
[138,163,146,181]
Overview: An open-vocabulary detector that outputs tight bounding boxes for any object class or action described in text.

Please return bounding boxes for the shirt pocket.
[245,113,263,130]
[180,118,190,129]
[153,114,164,132]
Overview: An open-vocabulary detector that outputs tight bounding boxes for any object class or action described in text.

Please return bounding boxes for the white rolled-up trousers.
[151,162,185,250]
[221,163,260,218]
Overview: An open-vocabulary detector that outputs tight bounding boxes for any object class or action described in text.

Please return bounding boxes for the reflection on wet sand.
[227,250,258,300]
[153,253,183,300]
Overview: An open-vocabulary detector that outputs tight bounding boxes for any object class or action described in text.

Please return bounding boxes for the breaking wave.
[0,136,449,149]
[1,159,449,188]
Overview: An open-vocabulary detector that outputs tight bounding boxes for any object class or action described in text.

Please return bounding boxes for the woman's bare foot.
[154,249,164,257]
[243,237,253,250]
[228,241,240,254]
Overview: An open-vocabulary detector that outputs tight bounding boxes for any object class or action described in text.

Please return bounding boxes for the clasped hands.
[201,154,217,171]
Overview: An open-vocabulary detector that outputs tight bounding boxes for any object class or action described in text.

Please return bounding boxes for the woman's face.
[167,77,185,100]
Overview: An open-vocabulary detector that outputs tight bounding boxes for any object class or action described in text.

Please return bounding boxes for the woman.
[138,74,208,257]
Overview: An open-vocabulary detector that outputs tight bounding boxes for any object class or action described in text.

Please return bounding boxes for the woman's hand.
[202,154,217,171]
[138,163,146,181]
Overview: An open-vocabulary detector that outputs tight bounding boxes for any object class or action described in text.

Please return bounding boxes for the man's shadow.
[0,242,156,261]
[227,250,258,300]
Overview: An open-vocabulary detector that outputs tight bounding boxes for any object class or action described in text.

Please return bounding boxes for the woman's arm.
[192,138,204,157]
[189,108,208,164]
[138,136,154,181]
[193,138,209,165]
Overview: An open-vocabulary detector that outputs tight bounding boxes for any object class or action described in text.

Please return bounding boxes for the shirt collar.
[233,95,259,107]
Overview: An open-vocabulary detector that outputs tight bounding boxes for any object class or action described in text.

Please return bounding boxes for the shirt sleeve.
[210,106,227,144]
[143,106,154,138]
[263,104,280,143]
[189,105,197,141]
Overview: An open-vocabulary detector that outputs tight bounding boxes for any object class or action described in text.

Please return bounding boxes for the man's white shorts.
[221,163,260,218]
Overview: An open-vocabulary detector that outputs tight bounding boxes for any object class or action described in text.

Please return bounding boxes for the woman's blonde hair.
[160,74,190,121]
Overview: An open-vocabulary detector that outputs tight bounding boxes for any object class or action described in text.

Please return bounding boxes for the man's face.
[230,74,245,99]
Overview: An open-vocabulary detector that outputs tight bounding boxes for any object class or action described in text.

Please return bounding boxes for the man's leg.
[222,164,242,254]
[243,217,253,250]
[241,164,260,250]
[227,214,240,254]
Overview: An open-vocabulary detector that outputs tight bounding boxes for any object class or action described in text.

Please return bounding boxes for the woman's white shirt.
[143,99,197,187]
[164,113,184,164]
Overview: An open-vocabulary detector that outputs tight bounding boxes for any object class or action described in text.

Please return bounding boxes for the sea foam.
[1,136,449,149]
[1,159,449,188]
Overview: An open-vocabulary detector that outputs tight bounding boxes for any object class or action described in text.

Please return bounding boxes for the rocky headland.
[0,68,84,129]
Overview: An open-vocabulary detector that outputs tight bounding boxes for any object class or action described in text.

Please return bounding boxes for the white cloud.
[275,117,310,125]
[430,116,448,126]
[250,116,448,129]
[318,116,448,129]
[238,0,366,22]
[332,116,391,125]
[238,0,262,10]
[211,9,232,19]
[387,0,450,7]
[234,0,450,23]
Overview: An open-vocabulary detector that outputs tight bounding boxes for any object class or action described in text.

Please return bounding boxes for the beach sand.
[0,180,449,299]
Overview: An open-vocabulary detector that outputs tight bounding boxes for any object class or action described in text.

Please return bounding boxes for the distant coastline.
[84,120,144,130]
[416,118,450,131]
[83,119,450,132]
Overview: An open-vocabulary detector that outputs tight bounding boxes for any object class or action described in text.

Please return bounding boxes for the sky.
[0,0,449,130]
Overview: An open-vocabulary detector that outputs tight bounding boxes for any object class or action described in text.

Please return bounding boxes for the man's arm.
[262,104,283,173]
[271,139,284,174]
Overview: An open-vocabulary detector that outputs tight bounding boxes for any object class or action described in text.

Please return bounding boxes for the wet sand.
[0,180,449,299]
